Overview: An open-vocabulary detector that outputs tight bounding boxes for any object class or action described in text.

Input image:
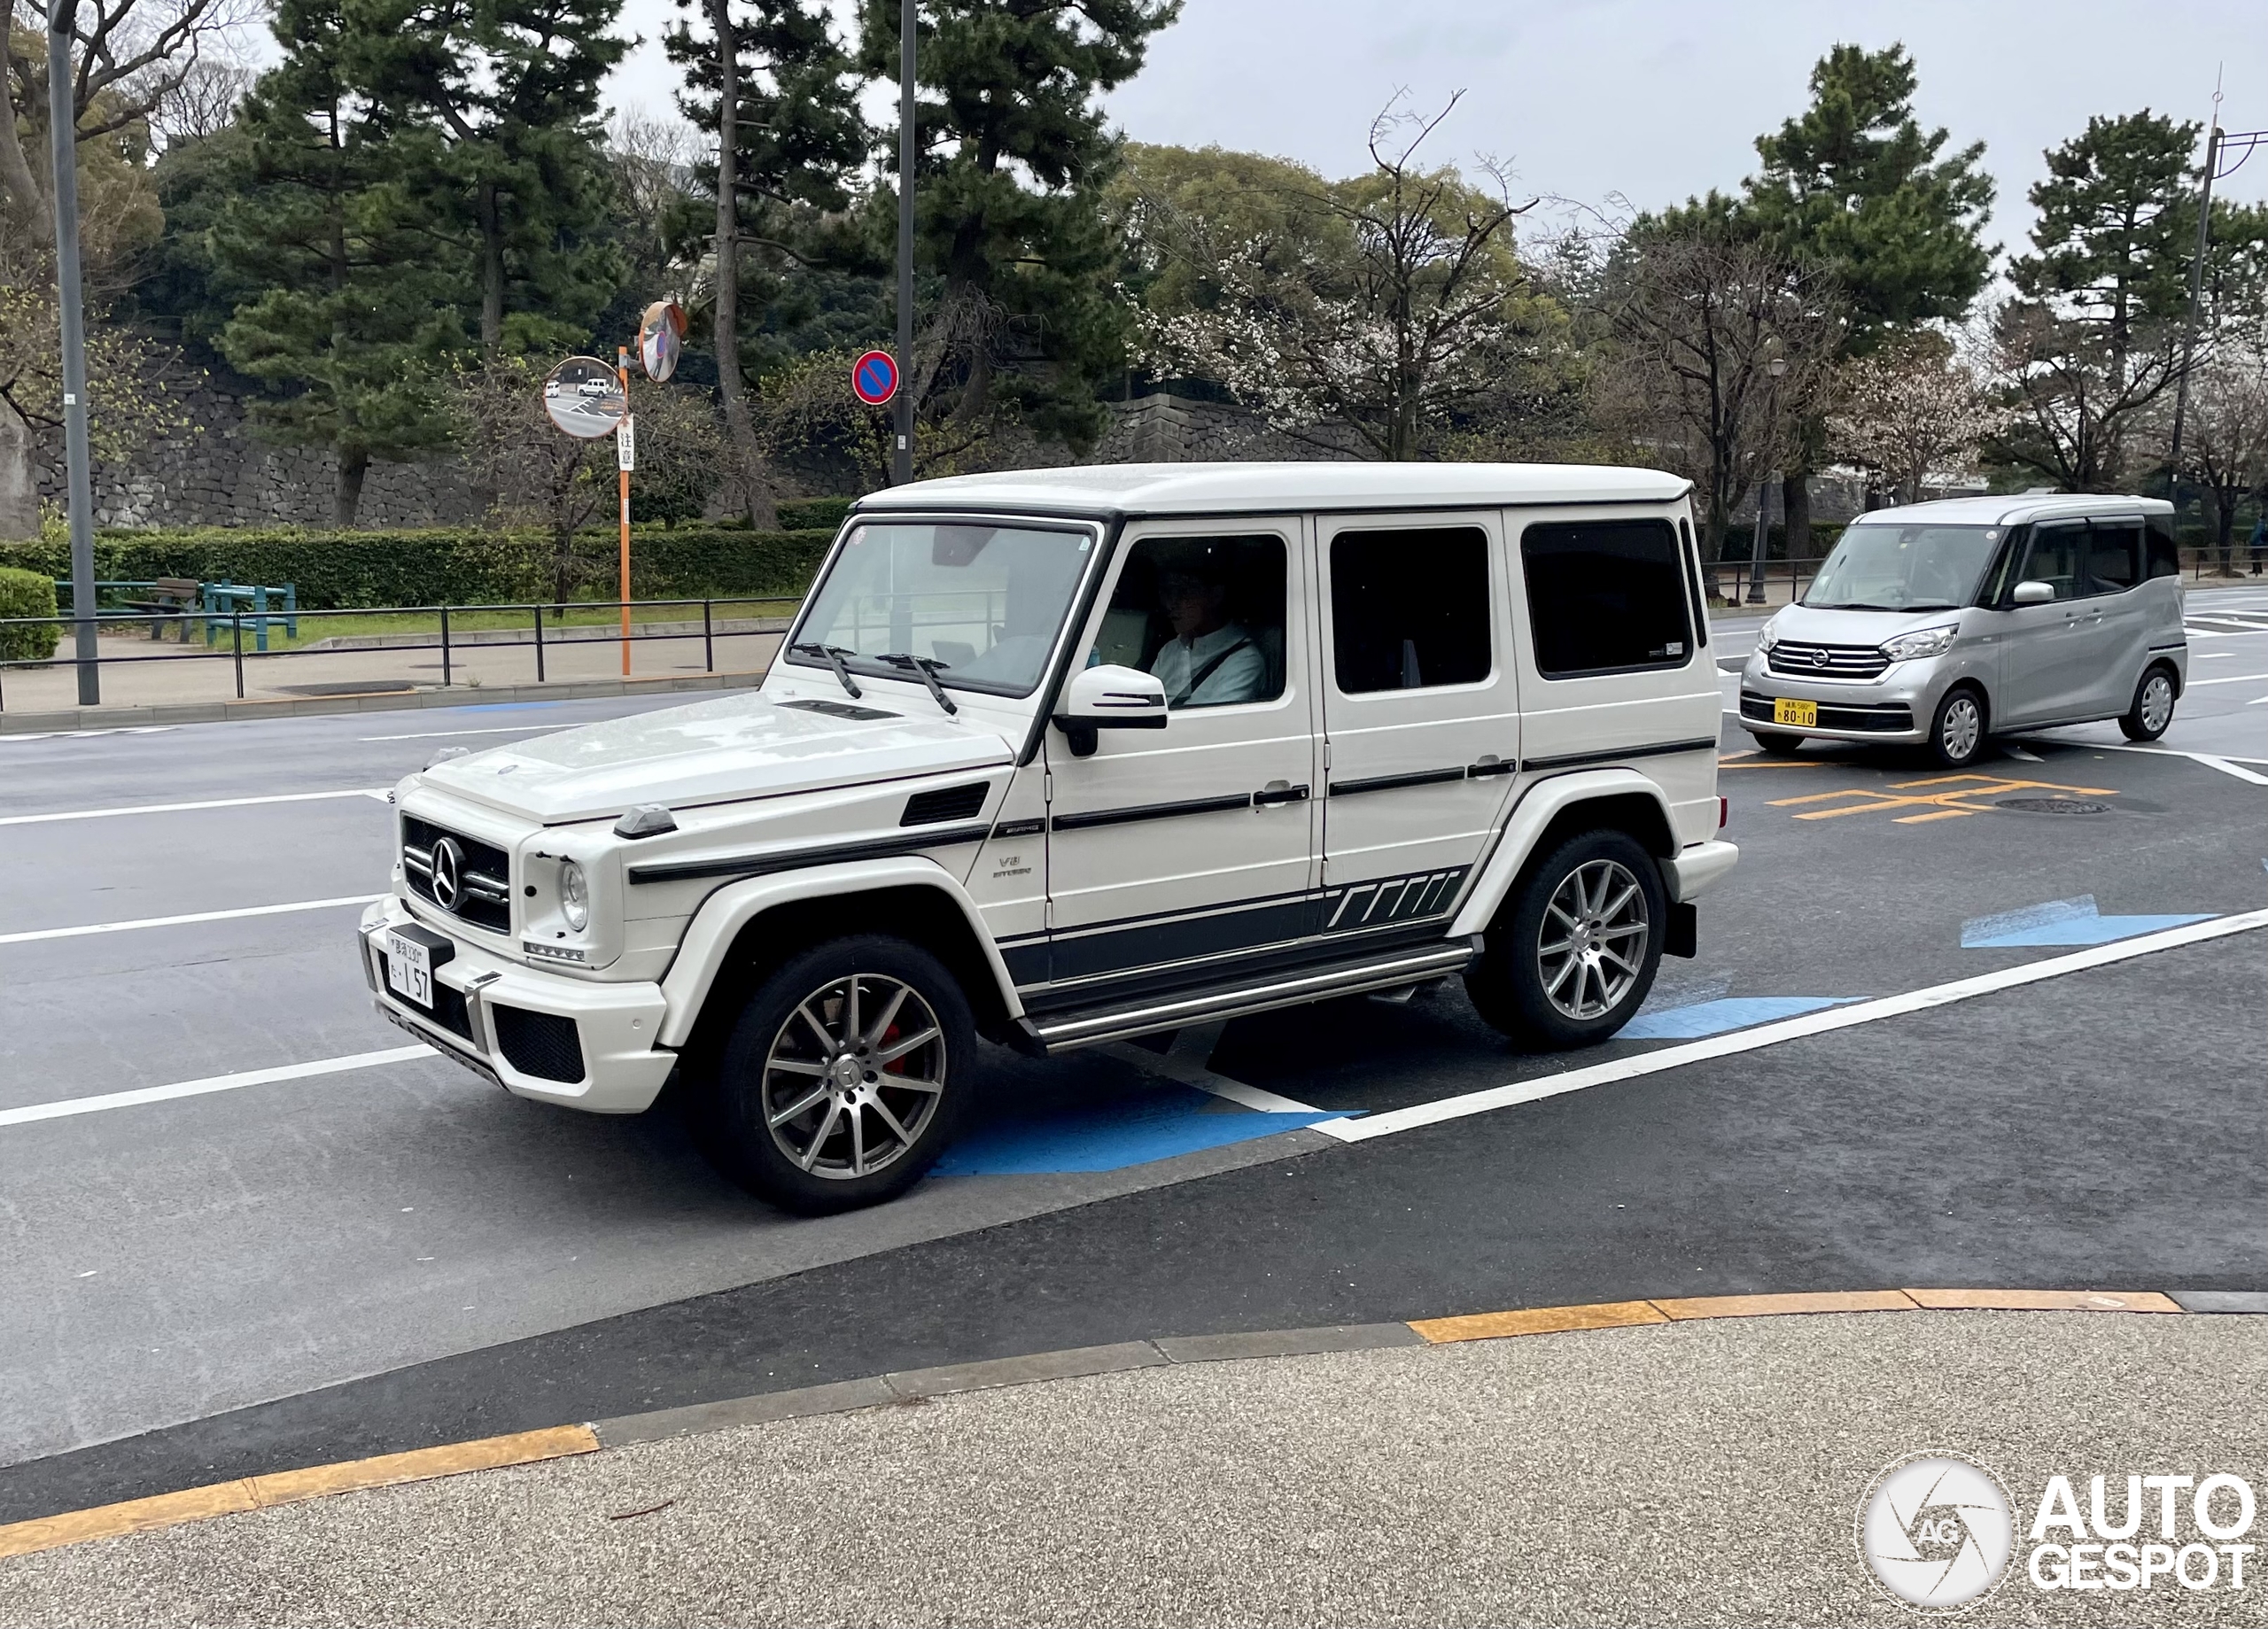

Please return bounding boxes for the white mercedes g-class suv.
[361,463,1737,1213]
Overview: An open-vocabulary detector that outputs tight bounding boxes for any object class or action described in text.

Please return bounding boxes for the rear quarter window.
[1519,518,1694,678]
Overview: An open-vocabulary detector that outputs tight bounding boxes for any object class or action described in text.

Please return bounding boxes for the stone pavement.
[3,1309,2260,1627]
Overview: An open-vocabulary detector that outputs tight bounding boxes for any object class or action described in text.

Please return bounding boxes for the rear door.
[1996,521,2091,725]
[1316,513,1518,935]
[2076,516,2148,716]
[1041,522,1320,989]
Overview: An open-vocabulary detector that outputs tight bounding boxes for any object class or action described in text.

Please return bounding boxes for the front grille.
[902,782,988,826]
[401,816,512,933]
[1767,640,1890,680]
[492,1005,585,1083]
[373,948,477,1041]
[1741,693,1915,733]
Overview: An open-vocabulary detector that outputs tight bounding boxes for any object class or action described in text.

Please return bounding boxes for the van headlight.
[1756,621,1781,654]
[559,861,590,932]
[1881,624,1958,663]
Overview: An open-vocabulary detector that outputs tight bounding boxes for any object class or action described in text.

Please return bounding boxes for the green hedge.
[0,525,837,611]
[777,496,857,531]
[0,565,58,663]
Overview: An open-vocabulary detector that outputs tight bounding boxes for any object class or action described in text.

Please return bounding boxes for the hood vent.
[781,698,900,722]
[902,782,989,826]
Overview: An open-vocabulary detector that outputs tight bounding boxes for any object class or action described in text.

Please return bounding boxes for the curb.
[0,669,765,734]
[0,1287,2256,1563]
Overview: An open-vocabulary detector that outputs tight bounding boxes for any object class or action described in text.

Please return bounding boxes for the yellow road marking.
[1767,774,2119,824]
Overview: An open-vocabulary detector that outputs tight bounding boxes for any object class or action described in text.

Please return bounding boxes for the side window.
[1329,527,1491,694]
[1679,518,1709,648]
[1520,518,1692,678]
[2086,520,2141,593]
[2016,525,2085,601]
[2145,516,2181,579]
[1088,534,1285,710]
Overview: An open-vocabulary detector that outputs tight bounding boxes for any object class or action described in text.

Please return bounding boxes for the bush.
[0,525,837,611]
[0,566,58,663]
[777,496,858,531]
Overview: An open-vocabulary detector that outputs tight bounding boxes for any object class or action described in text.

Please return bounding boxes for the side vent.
[901,782,989,826]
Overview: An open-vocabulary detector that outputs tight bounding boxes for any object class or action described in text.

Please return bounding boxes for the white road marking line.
[2017,737,2268,769]
[1312,909,2268,1145]
[1103,1023,1324,1113]
[0,895,384,945]
[2186,671,2268,686]
[0,726,177,743]
[0,788,386,826]
[2001,744,2043,761]
[2194,752,2268,784]
[0,1045,437,1130]
[358,725,554,741]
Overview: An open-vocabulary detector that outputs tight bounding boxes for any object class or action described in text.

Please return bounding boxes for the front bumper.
[358,898,675,1113]
[1736,653,1961,746]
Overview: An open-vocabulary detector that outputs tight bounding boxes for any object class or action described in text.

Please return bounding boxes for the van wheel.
[1929,685,1987,768]
[1464,829,1665,1049]
[698,935,973,1215]
[2119,666,2177,741]
[1747,730,1805,755]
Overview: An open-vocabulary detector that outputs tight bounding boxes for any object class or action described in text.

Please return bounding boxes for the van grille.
[1767,640,1890,679]
[401,816,512,933]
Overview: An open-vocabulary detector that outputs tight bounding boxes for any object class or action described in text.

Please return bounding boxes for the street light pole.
[46,0,98,705]
[1746,355,1789,607]
[892,0,915,487]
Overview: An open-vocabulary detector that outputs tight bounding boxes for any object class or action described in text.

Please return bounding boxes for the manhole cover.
[270,680,418,696]
[1995,796,2111,815]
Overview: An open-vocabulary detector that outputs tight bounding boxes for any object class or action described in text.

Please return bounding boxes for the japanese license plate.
[1773,698,1818,728]
[383,930,434,1009]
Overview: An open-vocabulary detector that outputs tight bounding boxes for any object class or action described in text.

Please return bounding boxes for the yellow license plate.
[1773,698,1818,728]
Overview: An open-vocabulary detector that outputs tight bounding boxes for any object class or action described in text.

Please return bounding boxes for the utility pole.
[2167,121,2221,482]
[46,0,97,705]
[1746,355,1789,607]
[893,0,915,486]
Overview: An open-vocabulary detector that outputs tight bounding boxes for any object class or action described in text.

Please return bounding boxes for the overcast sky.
[608,0,2266,262]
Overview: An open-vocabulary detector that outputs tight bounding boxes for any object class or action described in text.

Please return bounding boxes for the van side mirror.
[1053,663,1168,758]
[2011,580,2055,606]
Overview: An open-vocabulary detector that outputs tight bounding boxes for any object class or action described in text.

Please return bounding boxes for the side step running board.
[1021,941,1480,1054]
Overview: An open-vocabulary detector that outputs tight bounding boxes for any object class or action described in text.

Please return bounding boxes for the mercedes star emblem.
[430,836,464,911]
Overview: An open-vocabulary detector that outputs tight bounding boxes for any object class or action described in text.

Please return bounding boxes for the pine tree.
[215,0,459,525]
[668,0,867,524]
[857,0,1179,451]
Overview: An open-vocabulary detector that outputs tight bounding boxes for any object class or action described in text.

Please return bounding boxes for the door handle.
[1466,756,1517,778]
[1252,781,1310,806]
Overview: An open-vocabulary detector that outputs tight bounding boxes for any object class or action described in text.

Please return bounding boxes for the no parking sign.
[852,349,900,407]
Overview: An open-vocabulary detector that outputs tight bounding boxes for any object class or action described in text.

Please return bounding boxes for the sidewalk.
[3,1307,2259,1627]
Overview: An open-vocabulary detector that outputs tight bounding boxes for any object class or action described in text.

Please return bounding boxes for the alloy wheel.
[1535,858,1650,1021]
[760,974,946,1180]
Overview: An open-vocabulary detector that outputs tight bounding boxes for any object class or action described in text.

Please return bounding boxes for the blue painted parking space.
[936,1085,1339,1175]
[1619,996,1855,1040]
[1961,895,2217,949]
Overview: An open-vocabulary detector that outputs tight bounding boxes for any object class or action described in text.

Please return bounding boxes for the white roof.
[1849,493,2172,528]
[856,461,1691,517]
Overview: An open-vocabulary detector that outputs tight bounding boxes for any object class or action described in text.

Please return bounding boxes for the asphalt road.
[1,589,2263,1523]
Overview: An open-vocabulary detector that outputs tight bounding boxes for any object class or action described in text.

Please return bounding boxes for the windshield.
[1803,523,2005,611]
[789,521,1096,697]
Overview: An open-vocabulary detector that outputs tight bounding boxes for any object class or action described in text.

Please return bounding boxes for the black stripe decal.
[627,824,992,885]
[1051,792,1257,832]
[1045,894,1320,983]
[1521,737,1719,772]
[1329,767,1469,796]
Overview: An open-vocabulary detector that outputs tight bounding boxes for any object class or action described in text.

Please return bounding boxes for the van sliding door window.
[1329,527,1491,693]
[2086,520,2142,593]
[1519,518,1692,678]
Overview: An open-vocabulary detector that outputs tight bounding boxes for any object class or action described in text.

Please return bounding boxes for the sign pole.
[894,0,915,486]
[617,346,632,678]
[47,0,98,704]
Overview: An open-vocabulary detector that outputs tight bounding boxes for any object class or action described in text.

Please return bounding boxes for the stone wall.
[27,370,480,531]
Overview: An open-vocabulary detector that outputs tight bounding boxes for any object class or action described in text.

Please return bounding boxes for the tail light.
[1718,795,1728,829]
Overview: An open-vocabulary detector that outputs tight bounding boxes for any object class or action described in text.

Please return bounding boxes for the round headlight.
[559,860,589,932]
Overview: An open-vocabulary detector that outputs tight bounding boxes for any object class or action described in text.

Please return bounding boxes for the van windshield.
[789,521,1097,697]
[1804,523,2004,611]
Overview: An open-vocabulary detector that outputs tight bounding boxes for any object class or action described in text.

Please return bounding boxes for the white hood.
[419,692,1014,824]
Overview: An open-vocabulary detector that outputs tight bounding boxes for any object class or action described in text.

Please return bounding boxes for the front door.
[1316,513,1518,938]
[1996,521,2093,725]
[1042,524,1319,991]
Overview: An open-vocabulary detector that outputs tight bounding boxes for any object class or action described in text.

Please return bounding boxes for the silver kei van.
[1737,493,2186,767]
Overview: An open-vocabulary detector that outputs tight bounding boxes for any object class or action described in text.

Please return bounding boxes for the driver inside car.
[1148,556,1265,708]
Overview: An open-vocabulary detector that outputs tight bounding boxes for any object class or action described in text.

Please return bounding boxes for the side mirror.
[2011,580,2055,606]
[1053,663,1168,758]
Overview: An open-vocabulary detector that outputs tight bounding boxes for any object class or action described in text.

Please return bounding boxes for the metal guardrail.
[0,595,800,712]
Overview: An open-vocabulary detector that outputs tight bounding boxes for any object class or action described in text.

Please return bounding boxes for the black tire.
[1927,684,1988,768]
[2118,664,2177,741]
[1464,828,1666,1049]
[696,935,974,1215]
[1746,729,1805,756]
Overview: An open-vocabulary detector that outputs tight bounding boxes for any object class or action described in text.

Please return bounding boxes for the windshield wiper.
[1806,601,1907,612]
[789,641,862,698]
[881,653,959,716]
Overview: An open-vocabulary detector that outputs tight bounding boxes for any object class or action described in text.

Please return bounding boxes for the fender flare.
[1448,769,1677,939]
[656,857,1022,1047]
